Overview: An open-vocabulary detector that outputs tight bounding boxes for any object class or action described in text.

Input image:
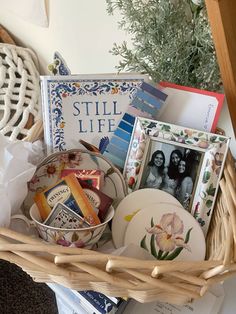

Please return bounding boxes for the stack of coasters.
[34,173,101,225]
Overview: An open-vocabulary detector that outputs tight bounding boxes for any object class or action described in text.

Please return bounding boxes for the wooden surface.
[205,0,236,135]
[0,24,15,44]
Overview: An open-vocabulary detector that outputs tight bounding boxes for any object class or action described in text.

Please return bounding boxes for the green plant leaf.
[198,133,204,137]
[206,184,216,196]
[210,136,217,143]
[206,199,213,208]
[202,171,211,184]
[157,250,164,259]
[160,251,169,260]
[165,247,182,260]
[150,234,158,258]
[185,227,193,243]
[165,228,193,260]
[161,125,171,132]
[173,132,180,137]
[151,217,154,227]
[106,0,220,91]
[219,137,226,142]
[140,235,148,251]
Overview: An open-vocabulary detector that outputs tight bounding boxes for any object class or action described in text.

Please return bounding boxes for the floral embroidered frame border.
[123,117,230,235]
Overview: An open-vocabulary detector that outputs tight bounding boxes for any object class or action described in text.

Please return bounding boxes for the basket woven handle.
[0,25,15,44]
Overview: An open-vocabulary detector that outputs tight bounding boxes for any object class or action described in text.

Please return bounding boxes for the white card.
[158,82,224,132]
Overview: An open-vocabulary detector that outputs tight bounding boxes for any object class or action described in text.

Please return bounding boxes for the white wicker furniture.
[0,42,42,141]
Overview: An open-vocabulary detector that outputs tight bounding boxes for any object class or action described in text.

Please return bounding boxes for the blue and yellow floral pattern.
[48,79,142,151]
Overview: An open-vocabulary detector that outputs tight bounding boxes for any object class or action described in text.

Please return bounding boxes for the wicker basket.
[0,150,234,305]
[0,24,235,307]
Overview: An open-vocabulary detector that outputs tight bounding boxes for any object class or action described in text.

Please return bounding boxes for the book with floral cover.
[41,73,149,155]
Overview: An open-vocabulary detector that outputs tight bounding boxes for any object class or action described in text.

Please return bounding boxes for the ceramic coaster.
[112,188,182,248]
[124,203,205,261]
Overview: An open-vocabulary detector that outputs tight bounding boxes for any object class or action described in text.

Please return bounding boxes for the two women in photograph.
[142,149,193,210]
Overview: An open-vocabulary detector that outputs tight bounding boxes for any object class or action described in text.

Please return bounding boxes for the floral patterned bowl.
[23,149,127,215]
[21,203,115,248]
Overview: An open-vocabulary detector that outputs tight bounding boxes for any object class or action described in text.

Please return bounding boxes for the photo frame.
[123,117,230,234]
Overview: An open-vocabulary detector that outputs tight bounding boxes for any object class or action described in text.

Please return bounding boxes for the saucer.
[124,203,205,261]
[112,188,182,248]
[23,149,127,214]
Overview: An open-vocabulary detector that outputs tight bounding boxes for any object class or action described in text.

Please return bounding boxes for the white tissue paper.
[0,134,44,227]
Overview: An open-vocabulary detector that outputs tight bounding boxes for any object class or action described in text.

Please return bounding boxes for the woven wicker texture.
[0,152,235,305]
[0,43,42,141]
[0,25,234,306]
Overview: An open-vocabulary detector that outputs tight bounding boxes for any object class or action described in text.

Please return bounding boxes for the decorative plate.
[124,203,205,261]
[112,188,182,248]
[23,149,127,215]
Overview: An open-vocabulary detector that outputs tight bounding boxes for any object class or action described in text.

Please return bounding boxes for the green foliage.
[202,170,211,183]
[164,227,193,260]
[106,0,221,91]
[140,235,148,251]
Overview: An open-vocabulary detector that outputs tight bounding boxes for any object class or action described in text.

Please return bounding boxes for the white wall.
[0,0,127,75]
[0,0,235,156]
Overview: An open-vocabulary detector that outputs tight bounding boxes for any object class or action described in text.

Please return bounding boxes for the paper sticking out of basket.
[0,134,44,227]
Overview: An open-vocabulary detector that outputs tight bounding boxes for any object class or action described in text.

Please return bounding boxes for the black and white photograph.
[140,140,203,211]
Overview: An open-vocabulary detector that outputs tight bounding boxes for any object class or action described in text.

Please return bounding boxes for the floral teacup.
[13,203,114,249]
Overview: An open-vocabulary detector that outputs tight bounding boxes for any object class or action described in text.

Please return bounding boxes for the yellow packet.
[34,173,101,225]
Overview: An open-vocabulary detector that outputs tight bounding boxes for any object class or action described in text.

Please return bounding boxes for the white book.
[71,289,121,305]
[41,73,148,155]
[47,283,88,314]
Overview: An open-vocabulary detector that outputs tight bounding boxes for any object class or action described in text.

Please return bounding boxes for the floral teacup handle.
[11,214,36,228]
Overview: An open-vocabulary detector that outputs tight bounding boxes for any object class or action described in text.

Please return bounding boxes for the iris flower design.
[57,238,85,248]
[146,213,191,253]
